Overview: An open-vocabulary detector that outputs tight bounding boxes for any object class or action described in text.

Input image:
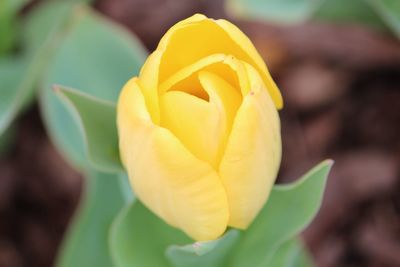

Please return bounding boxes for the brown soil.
[0,108,82,267]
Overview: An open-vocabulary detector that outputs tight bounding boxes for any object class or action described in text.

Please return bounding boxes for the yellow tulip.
[117,14,282,241]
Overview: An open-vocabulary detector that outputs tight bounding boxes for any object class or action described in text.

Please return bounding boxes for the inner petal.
[160,90,225,168]
[158,19,250,82]
[156,17,282,108]
[198,71,242,164]
[159,54,249,99]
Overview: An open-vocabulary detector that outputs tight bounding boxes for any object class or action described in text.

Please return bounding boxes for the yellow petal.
[160,90,224,168]
[219,64,281,229]
[137,50,162,124]
[159,53,250,98]
[215,19,283,109]
[118,78,229,240]
[159,54,225,94]
[138,14,209,114]
[158,13,207,48]
[154,14,282,108]
[198,70,241,139]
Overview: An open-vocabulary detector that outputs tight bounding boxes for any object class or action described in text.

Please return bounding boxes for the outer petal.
[159,90,225,168]
[215,19,283,109]
[219,64,281,229]
[118,78,229,241]
[157,14,208,51]
[198,71,241,135]
[137,14,208,123]
[137,50,162,124]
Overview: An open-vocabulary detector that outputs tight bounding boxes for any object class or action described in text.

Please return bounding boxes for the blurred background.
[0,0,399,266]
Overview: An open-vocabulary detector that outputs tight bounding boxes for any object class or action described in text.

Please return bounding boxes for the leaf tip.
[52,84,61,93]
[324,159,335,167]
[52,84,68,97]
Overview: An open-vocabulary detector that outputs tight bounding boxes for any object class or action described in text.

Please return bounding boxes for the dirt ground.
[0,0,399,266]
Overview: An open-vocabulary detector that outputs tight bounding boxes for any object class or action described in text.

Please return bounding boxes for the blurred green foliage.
[0,0,28,55]
[40,5,147,169]
[110,201,192,267]
[0,1,144,267]
[226,0,321,24]
[56,171,128,267]
[226,0,400,38]
[369,0,400,37]
[34,3,146,267]
[0,1,75,137]
[0,123,15,154]
[268,238,313,267]
[314,0,386,30]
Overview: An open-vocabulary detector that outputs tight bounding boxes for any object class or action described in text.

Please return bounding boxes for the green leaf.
[110,201,191,267]
[0,56,35,136]
[368,0,400,38]
[314,0,386,30]
[22,1,75,54]
[226,0,395,35]
[0,0,28,16]
[0,1,77,136]
[226,0,324,24]
[0,58,26,134]
[40,5,147,169]
[54,85,122,173]
[56,170,127,267]
[166,230,240,267]
[296,245,314,267]
[0,122,16,155]
[228,160,333,267]
[117,173,135,203]
[268,238,313,267]
[0,0,28,54]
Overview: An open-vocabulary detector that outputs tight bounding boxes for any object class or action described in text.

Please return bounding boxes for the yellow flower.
[117,14,282,241]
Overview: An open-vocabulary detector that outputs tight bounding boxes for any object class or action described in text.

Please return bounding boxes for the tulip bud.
[117,14,282,241]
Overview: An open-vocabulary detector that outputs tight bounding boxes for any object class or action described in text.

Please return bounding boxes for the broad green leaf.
[110,201,191,267]
[0,1,77,136]
[22,1,75,54]
[0,56,36,136]
[226,0,324,24]
[0,58,26,134]
[0,0,28,54]
[0,0,28,15]
[56,170,127,267]
[268,238,313,267]
[118,173,135,204]
[67,0,95,3]
[228,160,333,267]
[0,123,15,155]
[40,5,147,169]
[314,0,386,30]
[368,0,400,37]
[225,0,394,35]
[166,230,240,267]
[54,85,122,172]
[296,244,314,267]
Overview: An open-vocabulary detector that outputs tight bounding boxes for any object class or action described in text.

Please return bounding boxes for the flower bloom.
[117,14,282,241]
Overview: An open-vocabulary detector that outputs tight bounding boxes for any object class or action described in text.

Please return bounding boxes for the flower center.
[158,57,244,169]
